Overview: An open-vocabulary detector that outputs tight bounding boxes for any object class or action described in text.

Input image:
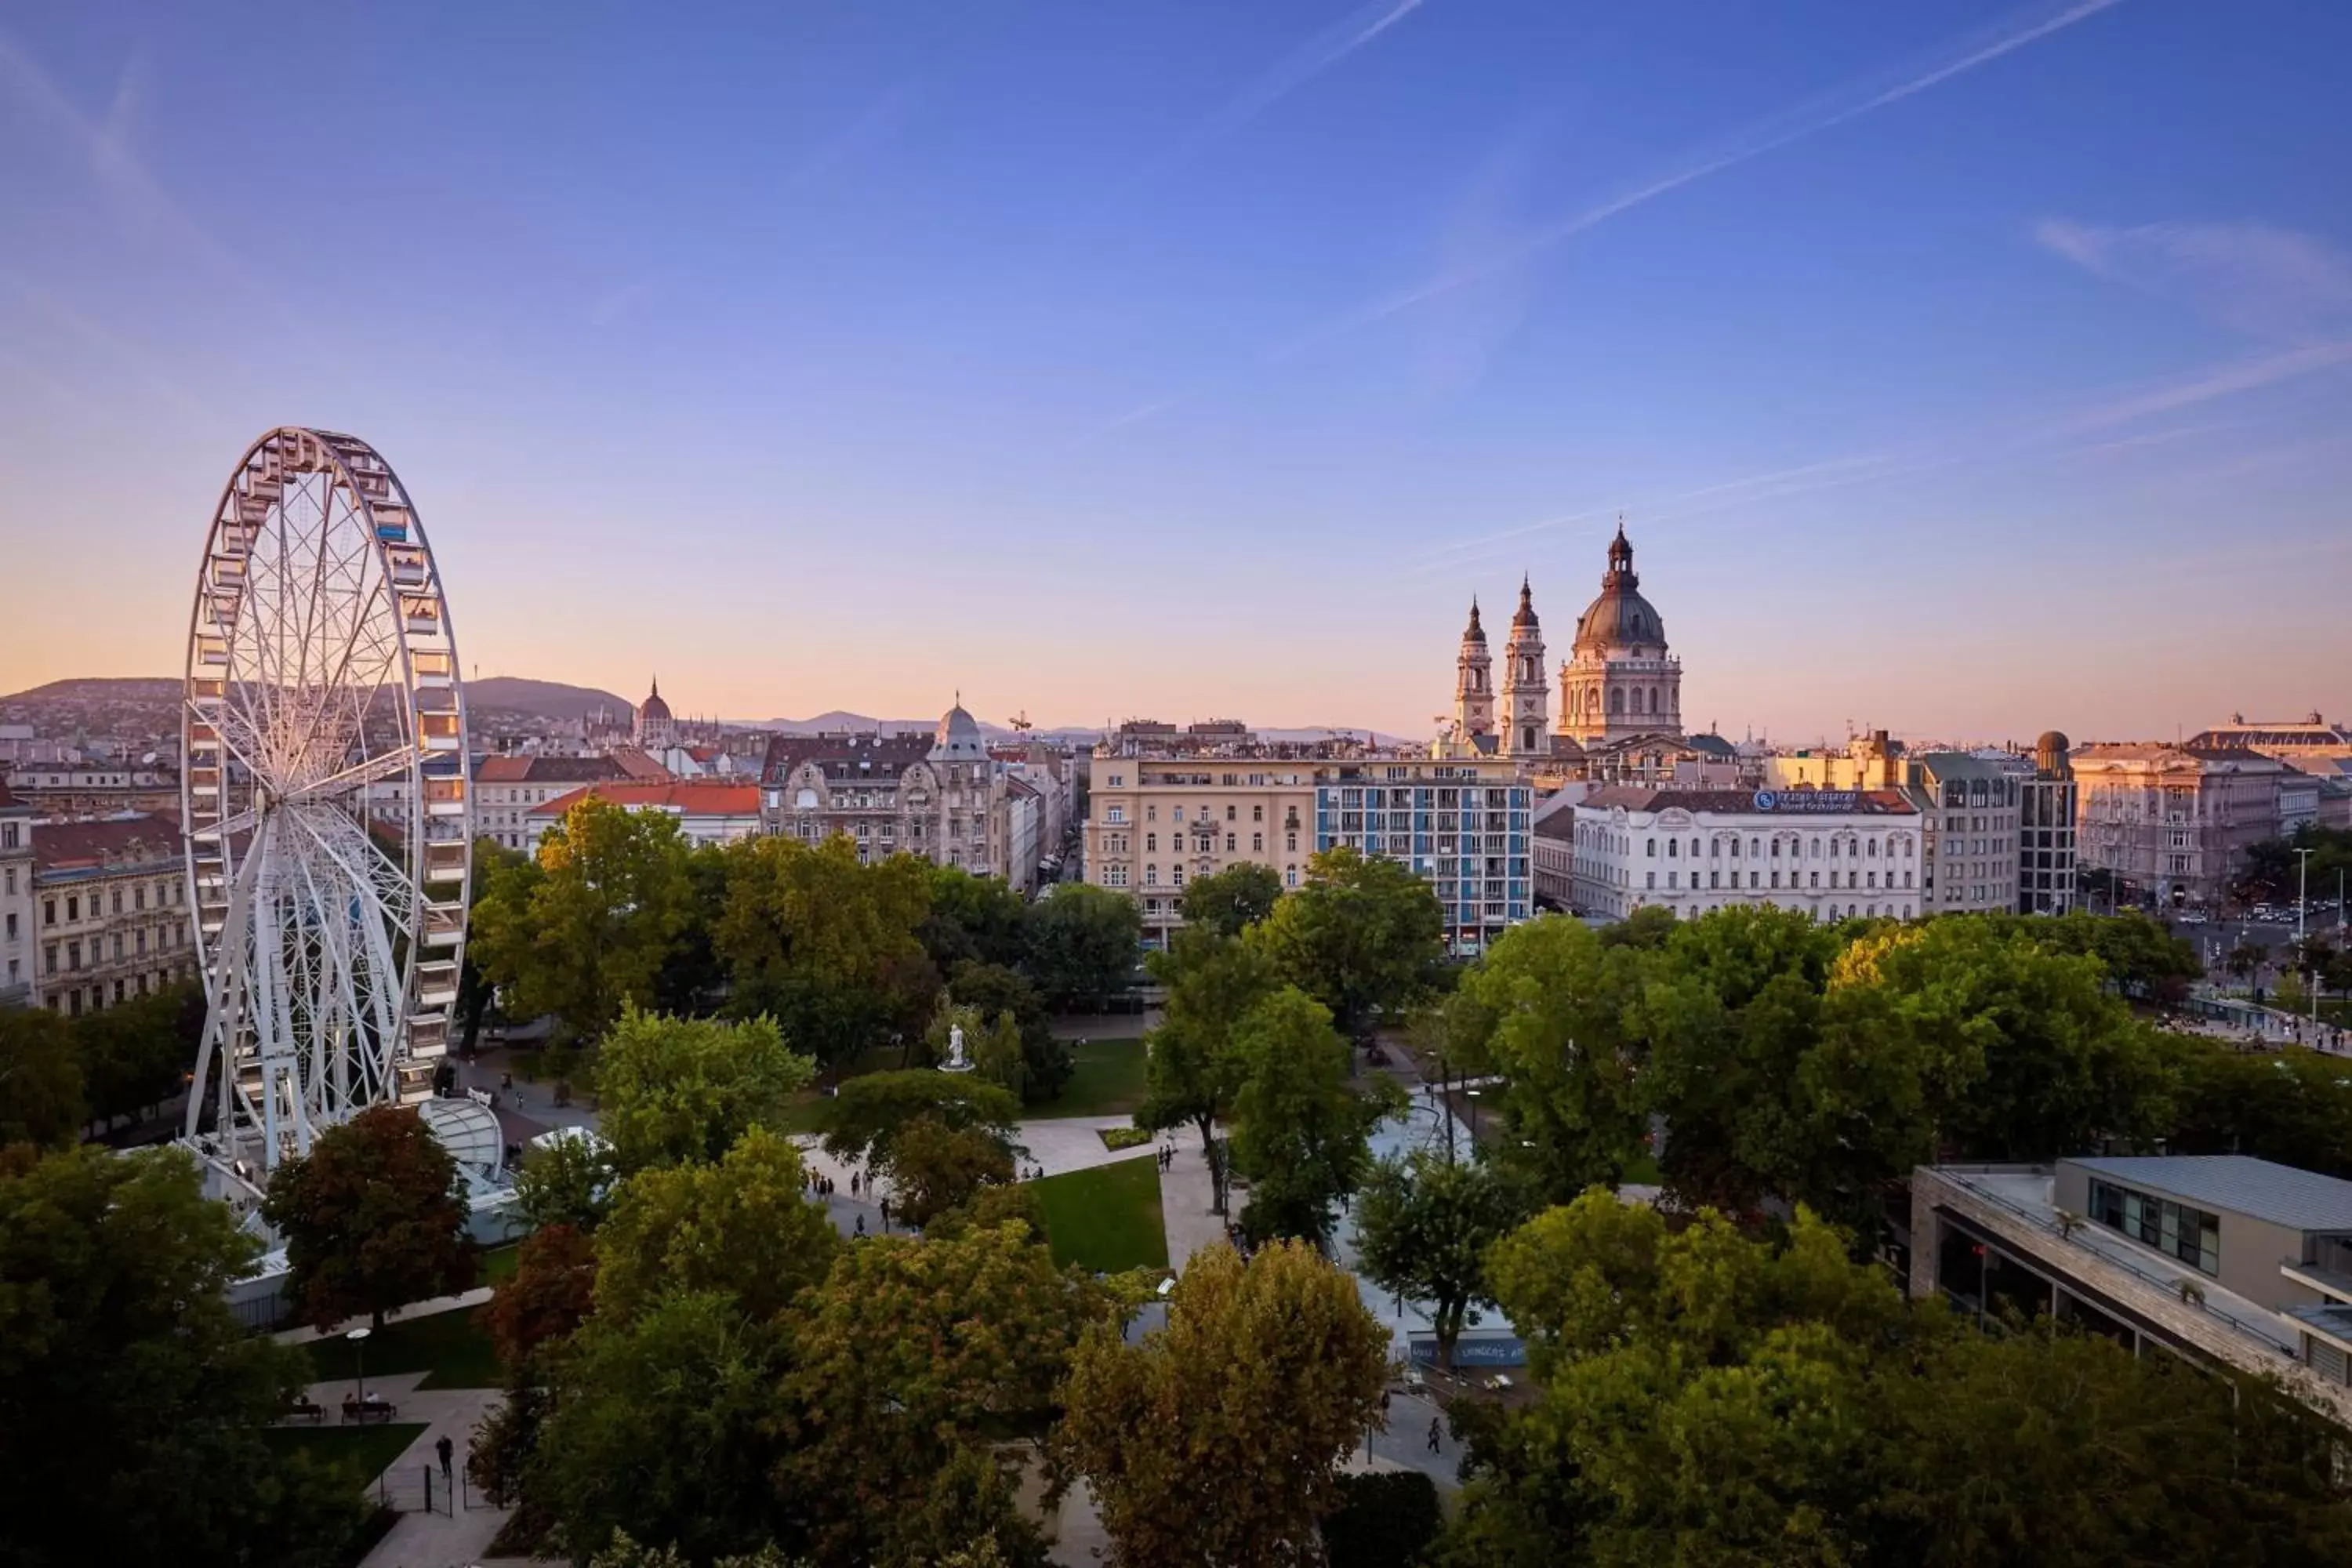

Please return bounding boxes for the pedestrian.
[850,1171,860,1197]
[500,1069,512,1091]
[435,1433,454,1482]
[1380,1389,1392,1418]
[855,1214,866,1237]
[1427,1417,1443,1454]
[880,1199,891,1231]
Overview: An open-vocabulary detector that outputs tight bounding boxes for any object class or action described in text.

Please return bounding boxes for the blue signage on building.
[1408,1333,1527,1368]
[1752,789,1862,814]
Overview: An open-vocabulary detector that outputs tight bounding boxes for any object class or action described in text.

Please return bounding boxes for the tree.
[0,1004,83,1148]
[1022,883,1141,1009]
[71,981,202,1130]
[715,834,937,1065]
[513,1130,617,1233]
[595,1008,815,1175]
[655,839,733,1015]
[532,1291,792,1563]
[1257,846,1444,1040]
[458,837,525,1054]
[2228,940,2267,987]
[594,1127,840,1326]
[946,960,1071,1103]
[1058,1241,1388,1568]
[1226,986,1398,1247]
[0,1145,354,1566]
[883,1116,1017,1228]
[773,1223,1110,1566]
[1352,1152,1530,1370]
[1457,916,1650,1202]
[590,1534,807,1568]
[975,1009,1027,1098]
[821,1069,1022,1171]
[263,1102,475,1330]
[1135,928,1283,1214]
[917,863,1032,974]
[470,797,701,1044]
[482,1221,598,1374]
[2019,909,2201,1002]
[1181,862,1283,938]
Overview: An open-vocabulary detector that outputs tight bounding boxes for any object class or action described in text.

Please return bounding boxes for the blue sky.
[2,0,2347,743]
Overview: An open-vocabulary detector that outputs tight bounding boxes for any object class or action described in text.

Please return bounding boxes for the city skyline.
[3,1,2349,741]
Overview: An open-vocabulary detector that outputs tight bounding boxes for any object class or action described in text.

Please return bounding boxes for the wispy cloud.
[1097,0,2125,433]
[1149,0,1428,177]
[2037,219,2352,341]
[1278,0,2125,359]
[2062,341,2352,433]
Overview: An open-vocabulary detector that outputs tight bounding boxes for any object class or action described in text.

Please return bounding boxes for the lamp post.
[1465,1087,1482,1144]
[346,1325,372,1407]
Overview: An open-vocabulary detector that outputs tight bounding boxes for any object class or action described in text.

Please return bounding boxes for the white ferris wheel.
[179,428,474,1205]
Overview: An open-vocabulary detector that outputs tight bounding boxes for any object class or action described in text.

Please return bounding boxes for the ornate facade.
[1453,600,1494,743]
[1560,524,1682,746]
[1497,579,1550,757]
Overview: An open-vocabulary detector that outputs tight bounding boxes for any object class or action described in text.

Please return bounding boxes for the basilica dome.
[1572,525,1668,654]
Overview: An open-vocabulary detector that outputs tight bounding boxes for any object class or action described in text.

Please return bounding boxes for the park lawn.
[1033,1155,1167,1274]
[303,1305,504,1391]
[1044,1037,1149,1119]
[477,1243,520,1286]
[262,1421,429,1489]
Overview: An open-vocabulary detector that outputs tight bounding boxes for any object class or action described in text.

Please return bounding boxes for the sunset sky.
[2,0,2347,745]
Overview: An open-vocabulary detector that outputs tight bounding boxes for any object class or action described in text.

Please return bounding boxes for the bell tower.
[1454,597,1494,742]
[1498,575,1549,756]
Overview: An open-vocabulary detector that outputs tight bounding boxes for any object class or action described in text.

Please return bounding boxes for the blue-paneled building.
[1313,757,1531,953]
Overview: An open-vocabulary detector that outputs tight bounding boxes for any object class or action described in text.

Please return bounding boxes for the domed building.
[1559,524,1682,746]
[634,676,677,749]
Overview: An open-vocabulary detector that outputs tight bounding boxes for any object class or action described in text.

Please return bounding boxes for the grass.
[1032,1156,1167,1274]
[303,1305,504,1391]
[477,1243,520,1286]
[262,1422,430,1488]
[1044,1037,1149,1119]
[1098,1126,1152,1152]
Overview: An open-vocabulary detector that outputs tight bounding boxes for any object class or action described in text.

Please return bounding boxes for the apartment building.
[0,786,31,1006]
[3,763,179,817]
[1571,786,1922,923]
[475,753,637,853]
[2019,731,2080,915]
[1909,1156,2352,1427]
[1083,755,1316,946]
[2072,743,2292,909]
[30,815,194,1014]
[1314,754,1531,953]
[1762,733,2030,917]
[528,781,767,848]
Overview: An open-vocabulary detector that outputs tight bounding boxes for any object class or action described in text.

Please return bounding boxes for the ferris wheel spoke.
[281,740,420,808]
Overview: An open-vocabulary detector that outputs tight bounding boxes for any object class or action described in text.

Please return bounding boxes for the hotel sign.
[1751,790,1862,813]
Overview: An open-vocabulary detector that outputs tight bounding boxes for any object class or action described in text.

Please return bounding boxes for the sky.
[2,0,2348,746]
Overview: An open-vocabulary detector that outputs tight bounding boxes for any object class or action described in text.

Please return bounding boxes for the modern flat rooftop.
[2062,1155,2352,1234]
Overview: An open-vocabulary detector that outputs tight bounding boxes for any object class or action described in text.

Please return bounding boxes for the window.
[1172,866,1185,887]
[1225,805,1236,822]
[1144,866,1158,886]
[1252,833,1263,851]
[1145,833,1157,852]
[1252,804,1263,822]
[1646,839,1657,857]
[2088,1179,2219,1276]
[43,898,56,925]
[1107,805,1126,824]
[1225,834,1236,852]
[1285,866,1298,887]
[1146,805,1157,822]
[1286,832,1298,852]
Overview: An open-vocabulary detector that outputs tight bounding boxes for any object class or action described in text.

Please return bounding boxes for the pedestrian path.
[274,1370,512,1568]
[270,1287,495,1346]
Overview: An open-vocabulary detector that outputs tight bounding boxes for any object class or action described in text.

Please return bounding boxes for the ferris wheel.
[180,428,473,1203]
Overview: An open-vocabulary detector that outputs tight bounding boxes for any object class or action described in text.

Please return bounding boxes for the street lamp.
[1465,1087,1482,1143]
[346,1325,372,1407]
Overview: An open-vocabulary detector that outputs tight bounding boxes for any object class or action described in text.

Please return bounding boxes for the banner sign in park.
[1409,1333,1527,1368]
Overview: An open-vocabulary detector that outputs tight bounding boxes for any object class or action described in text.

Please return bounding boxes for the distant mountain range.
[2,677,1413,750]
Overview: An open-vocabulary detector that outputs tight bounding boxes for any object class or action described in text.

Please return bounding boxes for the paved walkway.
[270,1287,495,1346]
[1156,1129,1229,1270]
[274,1370,512,1568]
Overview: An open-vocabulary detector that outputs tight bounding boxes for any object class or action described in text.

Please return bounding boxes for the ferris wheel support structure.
[178,428,473,1210]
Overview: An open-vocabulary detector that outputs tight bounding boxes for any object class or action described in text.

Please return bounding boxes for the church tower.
[1454,597,1494,743]
[1559,523,1681,745]
[1498,576,1549,756]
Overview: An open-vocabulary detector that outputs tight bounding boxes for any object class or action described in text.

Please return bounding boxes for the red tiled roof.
[527,782,763,818]
[475,754,633,785]
[31,813,181,873]
[606,747,674,781]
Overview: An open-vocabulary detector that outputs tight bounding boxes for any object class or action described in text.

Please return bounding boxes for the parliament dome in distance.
[1573,524,1667,654]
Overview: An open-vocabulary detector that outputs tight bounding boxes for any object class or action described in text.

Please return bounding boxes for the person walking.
[855,1214,866,1237]
[879,1199,891,1232]
[1427,1417,1443,1454]
[850,1171,861,1198]
[435,1434,454,1483]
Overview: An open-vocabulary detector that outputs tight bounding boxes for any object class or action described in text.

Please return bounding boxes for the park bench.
[342,1396,398,1424]
[282,1399,328,1424]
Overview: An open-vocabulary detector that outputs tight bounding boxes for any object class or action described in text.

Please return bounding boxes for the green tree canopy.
[596,1008,815,1175]
[0,1145,353,1566]
[71,980,202,1129]
[946,960,1070,1104]
[772,1222,1109,1566]
[532,1290,792,1564]
[1181,862,1284,938]
[1021,883,1142,1008]
[917,863,1033,974]
[1257,845,1445,1040]
[1457,915,1650,1203]
[1352,1151,1531,1370]
[869,1115,1014,1229]
[594,1126,840,1326]
[0,1004,83,1148]
[471,797,701,1043]
[1058,1240,1389,1568]
[1135,927,1284,1214]
[1227,986,1398,1246]
[715,834,939,1065]
[512,1128,618,1233]
[482,1221,599,1377]
[262,1102,475,1330]
[820,1069,1022,1171]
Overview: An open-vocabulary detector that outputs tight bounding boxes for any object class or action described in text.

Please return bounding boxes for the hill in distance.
[2,677,183,704]
[468,676,636,720]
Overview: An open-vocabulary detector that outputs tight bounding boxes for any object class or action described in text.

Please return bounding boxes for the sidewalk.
[1155,1131,1228,1270]
[274,1370,513,1568]
[271,1287,495,1347]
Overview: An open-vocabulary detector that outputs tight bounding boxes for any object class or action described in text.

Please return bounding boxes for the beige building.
[528,781,766,848]
[30,815,194,1015]
[1762,734,2022,916]
[476,753,638,853]
[1559,524,1682,747]
[1084,755,1316,946]
[1571,786,1922,923]
[0,786,31,1006]
[2073,743,2293,909]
